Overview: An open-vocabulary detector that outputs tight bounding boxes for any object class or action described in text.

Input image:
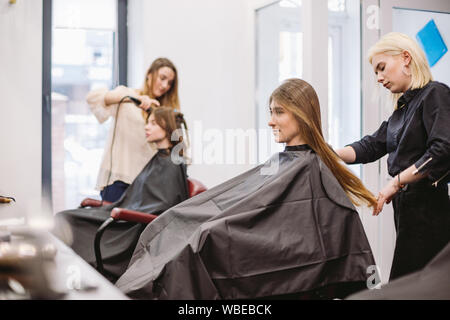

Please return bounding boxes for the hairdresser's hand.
[373,179,400,216]
[138,95,160,111]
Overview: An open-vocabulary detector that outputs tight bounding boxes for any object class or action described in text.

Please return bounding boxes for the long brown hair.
[270,78,377,208]
[151,107,189,157]
[140,57,180,110]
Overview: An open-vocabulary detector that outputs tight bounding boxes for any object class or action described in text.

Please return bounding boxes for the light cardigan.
[87,86,157,191]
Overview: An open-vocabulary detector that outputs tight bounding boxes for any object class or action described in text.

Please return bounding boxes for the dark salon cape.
[54,149,189,279]
[116,146,375,299]
[347,242,450,300]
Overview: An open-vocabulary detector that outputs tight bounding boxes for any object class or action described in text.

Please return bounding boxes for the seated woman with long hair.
[53,107,190,281]
[115,79,378,300]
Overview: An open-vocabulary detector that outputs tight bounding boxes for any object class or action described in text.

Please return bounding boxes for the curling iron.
[125,96,155,115]
[127,96,142,106]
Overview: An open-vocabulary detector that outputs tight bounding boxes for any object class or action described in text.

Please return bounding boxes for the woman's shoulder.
[153,151,187,176]
[417,81,450,105]
[414,81,450,113]
[423,81,450,94]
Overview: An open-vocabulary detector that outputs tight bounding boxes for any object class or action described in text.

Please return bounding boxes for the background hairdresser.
[336,32,450,281]
[87,57,180,202]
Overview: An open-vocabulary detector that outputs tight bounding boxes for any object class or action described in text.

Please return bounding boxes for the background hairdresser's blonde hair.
[368,32,433,108]
[270,78,377,208]
[140,57,180,110]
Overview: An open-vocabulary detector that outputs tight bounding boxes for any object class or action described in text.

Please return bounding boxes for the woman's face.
[147,66,175,98]
[371,52,411,93]
[268,100,303,146]
[145,114,167,143]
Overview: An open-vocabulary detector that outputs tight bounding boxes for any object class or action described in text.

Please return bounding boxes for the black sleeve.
[414,83,450,183]
[347,121,388,164]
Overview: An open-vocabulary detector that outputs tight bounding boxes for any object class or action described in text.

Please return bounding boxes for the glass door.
[255,0,303,163]
[255,0,363,176]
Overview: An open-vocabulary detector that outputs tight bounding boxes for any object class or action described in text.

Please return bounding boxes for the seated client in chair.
[115,78,378,299]
[53,107,190,281]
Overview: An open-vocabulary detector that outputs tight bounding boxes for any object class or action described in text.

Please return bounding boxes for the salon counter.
[0,226,128,300]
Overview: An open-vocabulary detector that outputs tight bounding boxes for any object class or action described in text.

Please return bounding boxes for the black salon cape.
[115,146,375,299]
[54,149,189,279]
[347,242,450,300]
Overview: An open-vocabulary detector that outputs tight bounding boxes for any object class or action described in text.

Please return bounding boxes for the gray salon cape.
[347,242,450,300]
[116,145,375,299]
[54,149,189,279]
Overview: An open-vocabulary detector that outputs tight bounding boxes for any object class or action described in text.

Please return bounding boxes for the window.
[43,0,127,213]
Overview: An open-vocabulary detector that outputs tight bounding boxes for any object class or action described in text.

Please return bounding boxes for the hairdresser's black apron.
[390,180,450,280]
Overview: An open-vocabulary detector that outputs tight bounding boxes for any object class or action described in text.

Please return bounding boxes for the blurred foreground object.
[347,242,450,300]
[0,196,15,204]
[0,226,128,300]
[0,228,62,299]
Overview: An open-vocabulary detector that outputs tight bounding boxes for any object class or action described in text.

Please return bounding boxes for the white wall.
[128,0,256,188]
[0,1,42,221]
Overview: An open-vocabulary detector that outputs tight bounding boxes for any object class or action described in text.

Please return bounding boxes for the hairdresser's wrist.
[391,174,404,193]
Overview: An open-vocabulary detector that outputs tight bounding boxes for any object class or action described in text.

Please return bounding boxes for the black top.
[284,144,311,152]
[156,148,171,156]
[348,81,450,184]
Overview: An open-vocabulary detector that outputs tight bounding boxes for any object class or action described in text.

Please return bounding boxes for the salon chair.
[78,178,207,276]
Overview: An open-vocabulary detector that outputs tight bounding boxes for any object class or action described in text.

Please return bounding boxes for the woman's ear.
[401,50,412,66]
